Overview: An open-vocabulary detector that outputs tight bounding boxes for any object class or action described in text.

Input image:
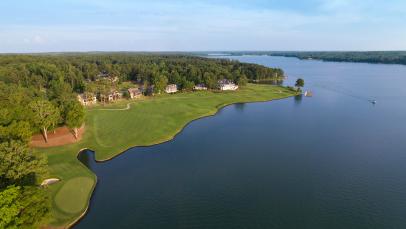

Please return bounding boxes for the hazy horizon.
[2,50,406,55]
[0,50,406,55]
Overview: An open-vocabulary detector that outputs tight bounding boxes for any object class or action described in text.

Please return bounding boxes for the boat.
[304,91,313,97]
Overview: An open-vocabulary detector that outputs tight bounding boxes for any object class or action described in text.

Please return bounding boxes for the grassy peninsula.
[42,84,296,227]
[0,53,294,228]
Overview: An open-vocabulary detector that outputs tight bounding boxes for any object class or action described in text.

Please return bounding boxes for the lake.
[76,56,406,229]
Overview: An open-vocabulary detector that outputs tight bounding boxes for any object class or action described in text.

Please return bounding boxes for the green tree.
[0,185,50,229]
[95,79,112,105]
[28,100,60,143]
[181,80,195,91]
[16,186,50,228]
[203,72,217,89]
[0,185,21,228]
[65,100,85,139]
[0,141,48,188]
[0,82,32,125]
[47,79,74,104]
[0,121,32,143]
[83,63,99,81]
[0,141,50,228]
[295,78,305,92]
[237,74,248,86]
[153,75,168,94]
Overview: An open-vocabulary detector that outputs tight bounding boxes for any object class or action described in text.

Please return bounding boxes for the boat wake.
[313,83,377,104]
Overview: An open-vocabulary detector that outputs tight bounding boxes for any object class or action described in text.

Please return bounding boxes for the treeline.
[0,84,52,227]
[271,51,406,65]
[0,53,284,92]
[198,51,406,65]
[0,82,85,228]
[0,140,50,228]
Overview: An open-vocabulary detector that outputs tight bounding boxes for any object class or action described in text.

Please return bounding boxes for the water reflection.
[294,94,303,105]
[234,103,246,112]
[77,150,96,171]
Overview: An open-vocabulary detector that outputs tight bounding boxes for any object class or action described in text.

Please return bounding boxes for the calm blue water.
[77,56,406,229]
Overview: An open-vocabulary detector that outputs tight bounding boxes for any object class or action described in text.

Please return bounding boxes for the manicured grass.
[55,177,94,214]
[38,84,296,227]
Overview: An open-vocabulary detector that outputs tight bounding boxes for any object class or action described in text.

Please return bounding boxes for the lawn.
[39,84,296,227]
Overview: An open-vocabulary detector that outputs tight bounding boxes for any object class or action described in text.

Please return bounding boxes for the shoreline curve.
[66,95,295,228]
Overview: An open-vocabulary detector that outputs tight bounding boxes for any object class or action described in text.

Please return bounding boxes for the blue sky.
[1,0,405,52]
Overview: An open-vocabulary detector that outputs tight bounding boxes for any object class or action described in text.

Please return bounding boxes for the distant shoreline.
[2,51,406,67]
[200,51,406,66]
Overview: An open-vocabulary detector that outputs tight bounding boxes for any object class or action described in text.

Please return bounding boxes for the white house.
[100,90,123,102]
[128,88,142,99]
[218,79,238,91]
[165,84,178,93]
[77,93,97,106]
[194,84,208,90]
[108,91,123,101]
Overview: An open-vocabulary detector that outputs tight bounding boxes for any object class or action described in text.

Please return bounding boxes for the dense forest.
[271,51,406,65]
[0,53,284,228]
[199,51,406,65]
[0,53,284,92]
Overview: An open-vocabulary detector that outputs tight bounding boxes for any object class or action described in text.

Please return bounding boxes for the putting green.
[54,177,94,214]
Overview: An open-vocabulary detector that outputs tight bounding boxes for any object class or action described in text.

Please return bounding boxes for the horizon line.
[1,50,406,55]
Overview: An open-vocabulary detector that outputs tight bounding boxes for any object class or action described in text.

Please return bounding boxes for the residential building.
[165,84,178,93]
[194,84,208,90]
[128,88,142,99]
[100,90,123,102]
[218,79,239,91]
[77,93,97,106]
